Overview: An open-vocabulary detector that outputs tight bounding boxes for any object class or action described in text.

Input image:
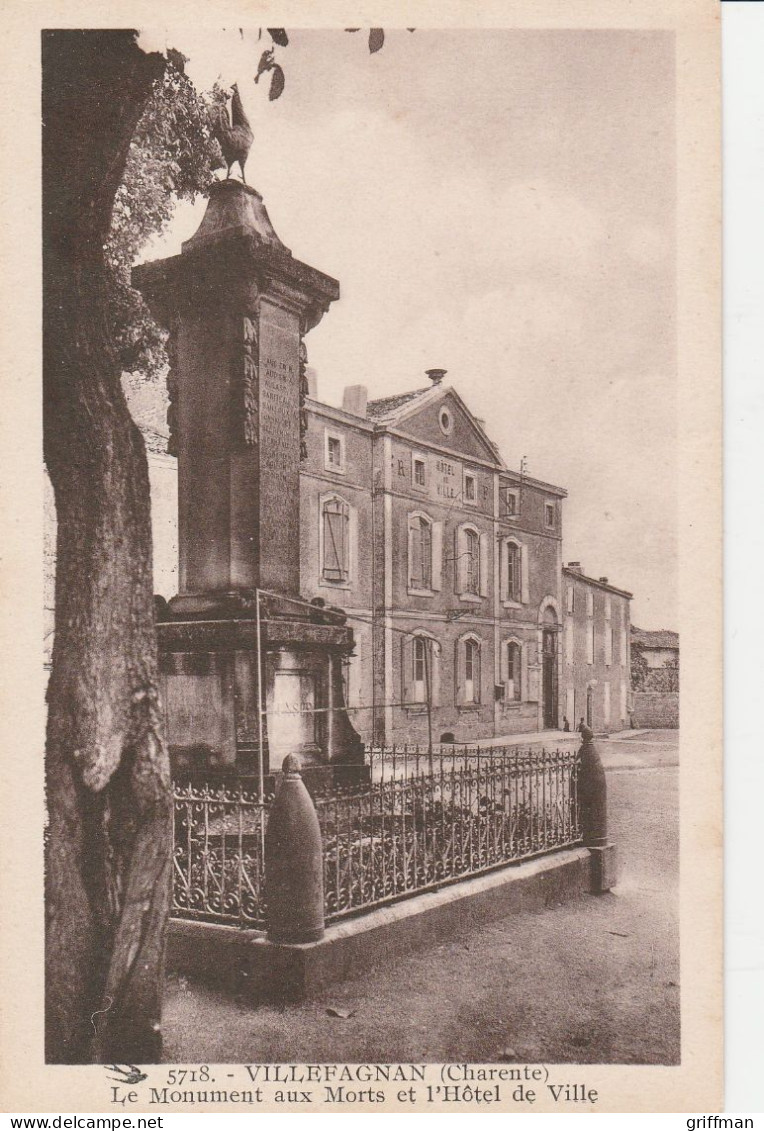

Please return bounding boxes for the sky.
[139,27,677,630]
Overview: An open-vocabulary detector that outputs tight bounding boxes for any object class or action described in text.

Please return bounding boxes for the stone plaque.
[258,298,300,593]
[268,670,317,761]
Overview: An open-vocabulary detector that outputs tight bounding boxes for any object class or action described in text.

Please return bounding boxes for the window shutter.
[407,518,415,588]
[455,527,463,594]
[521,543,529,604]
[431,642,441,707]
[348,505,358,584]
[401,636,412,706]
[431,521,443,591]
[479,533,489,597]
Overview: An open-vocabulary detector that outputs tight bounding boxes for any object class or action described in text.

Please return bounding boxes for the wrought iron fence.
[172,779,271,929]
[319,746,581,921]
[171,745,581,930]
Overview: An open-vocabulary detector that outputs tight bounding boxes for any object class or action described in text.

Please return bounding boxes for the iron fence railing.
[171,745,582,930]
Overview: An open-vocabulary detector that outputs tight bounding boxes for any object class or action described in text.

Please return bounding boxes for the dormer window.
[503,489,518,517]
[324,430,345,473]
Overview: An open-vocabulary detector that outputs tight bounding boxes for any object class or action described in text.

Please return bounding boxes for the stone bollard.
[265,754,325,944]
[577,726,618,893]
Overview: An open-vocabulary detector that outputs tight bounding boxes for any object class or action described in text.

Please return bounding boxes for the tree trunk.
[43,31,170,1064]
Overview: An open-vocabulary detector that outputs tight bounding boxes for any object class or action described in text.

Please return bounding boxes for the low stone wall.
[168,847,596,1002]
[632,691,679,729]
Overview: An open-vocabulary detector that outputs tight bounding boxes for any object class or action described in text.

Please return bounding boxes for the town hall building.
[45,367,632,748]
[296,368,632,745]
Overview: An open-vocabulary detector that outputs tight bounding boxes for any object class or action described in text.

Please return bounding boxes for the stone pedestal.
[134,181,364,778]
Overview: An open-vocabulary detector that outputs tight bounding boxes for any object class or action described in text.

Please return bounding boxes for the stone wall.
[632,691,679,729]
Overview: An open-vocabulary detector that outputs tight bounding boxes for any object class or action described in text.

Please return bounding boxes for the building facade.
[297,372,631,744]
[561,564,632,734]
[46,371,632,743]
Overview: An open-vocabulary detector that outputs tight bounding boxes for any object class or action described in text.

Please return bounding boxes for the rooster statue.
[212,83,254,183]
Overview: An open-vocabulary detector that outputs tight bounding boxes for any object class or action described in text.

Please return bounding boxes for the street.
[163,731,680,1065]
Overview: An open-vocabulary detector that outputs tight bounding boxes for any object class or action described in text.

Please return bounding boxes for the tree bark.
[43,31,170,1064]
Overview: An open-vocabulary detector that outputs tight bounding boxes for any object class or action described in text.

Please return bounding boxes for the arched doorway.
[542,606,559,729]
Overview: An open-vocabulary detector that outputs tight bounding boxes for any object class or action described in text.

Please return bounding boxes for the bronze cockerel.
[212,83,254,183]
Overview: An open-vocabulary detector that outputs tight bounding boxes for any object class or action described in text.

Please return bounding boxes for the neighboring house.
[630,626,679,692]
[562,565,633,734]
[44,370,633,743]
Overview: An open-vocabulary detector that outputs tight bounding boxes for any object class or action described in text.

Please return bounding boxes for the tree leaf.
[269,64,285,101]
[268,28,289,47]
[368,28,385,53]
[255,48,274,82]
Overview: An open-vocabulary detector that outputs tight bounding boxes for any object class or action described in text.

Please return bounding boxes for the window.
[587,622,595,665]
[321,496,349,582]
[502,488,518,517]
[409,516,432,589]
[506,641,521,701]
[457,635,482,706]
[414,637,427,703]
[403,634,440,708]
[506,542,520,601]
[586,590,594,617]
[408,512,442,593]
[324,430,345,472]
[605,626,614,667]
[465,640,477,702]
[565,618,574,664]
[413,457,426,487]
[545,502,556,528]
[566,585,575,614]
[439,406,453,435]
[605,595,612,620]
[464,471,476,503]
[456,524,488,598]
[464,528,480,595]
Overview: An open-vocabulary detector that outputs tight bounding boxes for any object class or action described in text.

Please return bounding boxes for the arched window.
[465,639,477,702]
[506,641,521,701]
[464,529,480,595]
[321,496,350,582]
[409,516,432,589]
[402,632,440,707]
[506,542,520,601]
[456,634,482,706]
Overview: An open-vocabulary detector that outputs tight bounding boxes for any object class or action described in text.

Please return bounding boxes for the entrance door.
[542,628,558,728]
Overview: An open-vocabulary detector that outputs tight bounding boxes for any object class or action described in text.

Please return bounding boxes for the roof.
[562,566,633,599]
[631,627,679,649]
[366,386,435,423]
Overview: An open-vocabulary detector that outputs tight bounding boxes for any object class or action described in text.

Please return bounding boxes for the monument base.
[156,597,364,779]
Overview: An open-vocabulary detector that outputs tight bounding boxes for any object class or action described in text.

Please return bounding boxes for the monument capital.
[134,180,339,335]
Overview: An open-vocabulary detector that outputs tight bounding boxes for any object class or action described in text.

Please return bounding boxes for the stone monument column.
[134,181,364,780]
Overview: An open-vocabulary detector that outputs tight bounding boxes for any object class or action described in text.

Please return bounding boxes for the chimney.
[599,577,609,585]
[426,368,447,386]
[342,384,368,418]
[306,366,318,398]
[567,562,583,574]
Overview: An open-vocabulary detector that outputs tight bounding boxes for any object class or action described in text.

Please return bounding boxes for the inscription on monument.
[258,300,300,592]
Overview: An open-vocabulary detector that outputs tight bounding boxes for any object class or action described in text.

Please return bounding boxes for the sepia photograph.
[0,0,723,1114]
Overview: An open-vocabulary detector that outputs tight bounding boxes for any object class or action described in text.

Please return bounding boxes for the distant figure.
[577,717,585,734]
[562,716,570,732]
